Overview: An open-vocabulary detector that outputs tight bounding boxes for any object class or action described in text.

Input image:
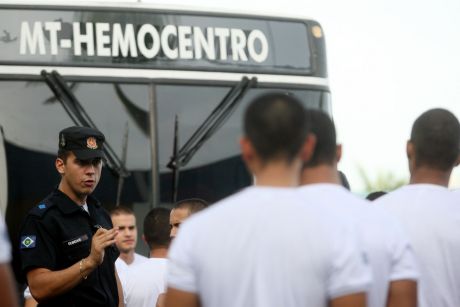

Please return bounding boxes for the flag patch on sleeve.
[20,235,36,249]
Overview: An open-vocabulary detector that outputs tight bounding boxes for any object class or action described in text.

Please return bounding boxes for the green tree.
[357,165,407,194]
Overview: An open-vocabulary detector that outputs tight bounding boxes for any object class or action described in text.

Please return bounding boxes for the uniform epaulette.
[29,201,55,217]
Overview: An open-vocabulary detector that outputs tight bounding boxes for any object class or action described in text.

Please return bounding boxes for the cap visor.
[72,149,104,160]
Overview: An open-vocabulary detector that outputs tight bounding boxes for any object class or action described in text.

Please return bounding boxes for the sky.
[138,0,460,192]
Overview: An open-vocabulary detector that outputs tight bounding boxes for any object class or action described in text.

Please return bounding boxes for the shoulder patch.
[20,235,36,249]
[29,201,54,217]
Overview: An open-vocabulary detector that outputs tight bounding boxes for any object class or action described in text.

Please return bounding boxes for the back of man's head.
[143,207,171,250]
[244,93,309,164]
[410,108,460,171]
[303,109,337,168]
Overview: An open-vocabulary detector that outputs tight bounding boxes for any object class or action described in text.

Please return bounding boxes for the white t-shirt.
[298,184,419,307]
[0,211,11,263]
[376,184,460,307]
[116,252,149,305]
[115,252,148,276]
[168,186,371,307]
[123,258,168,307]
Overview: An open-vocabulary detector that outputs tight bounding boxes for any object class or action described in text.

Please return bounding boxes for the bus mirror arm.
[166,76,257,201]
[41,70,131,181]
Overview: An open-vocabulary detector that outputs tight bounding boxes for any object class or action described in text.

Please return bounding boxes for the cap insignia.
[87,137,98,149]
[60,134,66,147]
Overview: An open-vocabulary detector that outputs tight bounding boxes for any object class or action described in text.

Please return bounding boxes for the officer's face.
[57,151,102,197]
[169,208,190,239]
[111,213,137,253]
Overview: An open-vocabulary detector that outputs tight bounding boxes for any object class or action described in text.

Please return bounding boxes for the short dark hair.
[143,207,171,249]
[410,108,460,171]
[243,93,309,163]
[303,109,337,167]
[110,206,134,217]
[339,171,351,190]
[366,191,387,201]
[57,149,71,162]
[173,198,208,214]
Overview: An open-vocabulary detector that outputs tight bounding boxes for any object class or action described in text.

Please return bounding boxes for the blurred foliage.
[357,165,407,194]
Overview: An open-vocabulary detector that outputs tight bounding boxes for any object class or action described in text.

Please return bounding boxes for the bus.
[0,1,330,255]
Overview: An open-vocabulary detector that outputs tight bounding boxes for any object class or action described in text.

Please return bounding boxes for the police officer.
[19,126,123,307]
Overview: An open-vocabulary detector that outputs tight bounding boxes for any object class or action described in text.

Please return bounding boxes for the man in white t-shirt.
[299,109,418,307]
[376,108,460,307]
[0,211,19,307]
[110,206,148,276]
[166,93,371,307]
[122,207,171,307]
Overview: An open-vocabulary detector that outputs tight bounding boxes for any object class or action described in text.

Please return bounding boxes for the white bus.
[0,1,330,247]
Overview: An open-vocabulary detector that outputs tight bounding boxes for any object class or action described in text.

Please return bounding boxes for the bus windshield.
[0,78,329,204]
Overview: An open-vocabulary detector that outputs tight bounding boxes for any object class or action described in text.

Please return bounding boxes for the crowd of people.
[0,92,459,307]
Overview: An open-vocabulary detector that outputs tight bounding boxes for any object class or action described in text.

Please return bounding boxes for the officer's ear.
[55,157,66,175]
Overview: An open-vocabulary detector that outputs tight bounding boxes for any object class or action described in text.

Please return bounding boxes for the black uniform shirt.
[19,189,119,307]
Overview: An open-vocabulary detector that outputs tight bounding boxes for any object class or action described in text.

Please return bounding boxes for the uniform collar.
[52,189,101,215]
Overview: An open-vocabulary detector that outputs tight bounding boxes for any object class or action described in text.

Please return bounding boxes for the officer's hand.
[88,228,118,266]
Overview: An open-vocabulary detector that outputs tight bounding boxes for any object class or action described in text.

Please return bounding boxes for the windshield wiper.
[167,76,257,202]
[41,70,130,180]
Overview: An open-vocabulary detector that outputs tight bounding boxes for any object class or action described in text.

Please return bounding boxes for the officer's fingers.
[97,232,117,244]
[94,228,108,237]
[101,239,116,249]
[106,228,117,235]
[104,229,118,240]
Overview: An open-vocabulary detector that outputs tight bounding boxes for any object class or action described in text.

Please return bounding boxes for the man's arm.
[0,264,20,307]
[28,227,117,302]
[386,280,417,307]
[156,293,165,307]
[115,268,124,307]
[165,288,200,307]
[330,293,366,307]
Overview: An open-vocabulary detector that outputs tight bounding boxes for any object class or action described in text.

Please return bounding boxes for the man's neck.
[120,251,135,265]
[149,247,168,258]
[410,166,452,187]
[300,164,341,186]
[254,160,301,187]
[58,182,87,205]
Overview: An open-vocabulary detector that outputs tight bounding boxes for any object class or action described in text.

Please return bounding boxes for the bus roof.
[0,0,317,22]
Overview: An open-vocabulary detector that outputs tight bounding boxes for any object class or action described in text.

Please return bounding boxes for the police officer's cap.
[59,126,105,160]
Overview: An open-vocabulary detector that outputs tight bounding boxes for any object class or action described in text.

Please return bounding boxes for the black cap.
[59,126,105,160]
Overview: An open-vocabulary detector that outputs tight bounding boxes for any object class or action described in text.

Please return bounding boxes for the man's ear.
[406,140,417,172]
[142,234,147,245]
[240,137,254,164]
[55,158,65,175]
[300,133,317,163]
[336,144,343,163]
[406,141,414,160]
[455,154,460,167]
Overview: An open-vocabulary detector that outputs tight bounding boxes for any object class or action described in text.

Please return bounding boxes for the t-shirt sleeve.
[0,213,11,263]
[327,221,372,299]
[19,216,59,272]
[167,221,198,293]
[388,219,419,281]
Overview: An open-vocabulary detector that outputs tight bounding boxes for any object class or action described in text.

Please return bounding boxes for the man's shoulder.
[25,192,61,219]
[134,253,149,264]
[126,258,167,281]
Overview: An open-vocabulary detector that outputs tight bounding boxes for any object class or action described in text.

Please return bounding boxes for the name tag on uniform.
[63,234,89,247]
[20,235,36,249]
